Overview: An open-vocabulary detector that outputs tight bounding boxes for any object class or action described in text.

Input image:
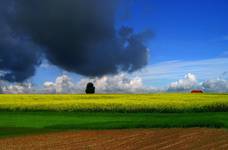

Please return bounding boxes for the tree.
[0,80,3,94]
[85,82,95,94]
[0,86,3,94]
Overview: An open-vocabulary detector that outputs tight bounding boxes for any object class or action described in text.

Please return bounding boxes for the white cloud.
[1,72,228,94]
[37,57,228,91]
[202,72,228,93]
[79,73,148,93]
[50,72,227,93]
[43,75,74,93]
[168,73,200,92]
[134,58,228,86]
[2,57,228,94]
[202,79,228,93]
[42,74,158,94]
[167,72,228,93]
[43,81,56,93]
[3,83,33,94]
[55,75,74,93]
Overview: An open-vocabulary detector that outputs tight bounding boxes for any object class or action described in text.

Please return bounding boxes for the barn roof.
[191,90,204,93]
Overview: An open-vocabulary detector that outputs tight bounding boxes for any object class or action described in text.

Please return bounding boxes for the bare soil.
[0,128,228,150]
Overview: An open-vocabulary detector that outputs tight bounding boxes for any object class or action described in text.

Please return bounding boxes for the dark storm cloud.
[0,0,151,82]
[0,0,41,82]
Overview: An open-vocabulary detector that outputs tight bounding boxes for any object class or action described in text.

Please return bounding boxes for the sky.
[0,0,228,93]
[120,0,228,62]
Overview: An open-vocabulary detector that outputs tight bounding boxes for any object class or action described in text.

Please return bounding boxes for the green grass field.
[1,112,228,137]
[0,94,228,137]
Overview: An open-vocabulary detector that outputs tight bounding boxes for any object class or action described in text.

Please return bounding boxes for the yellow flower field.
[0,94,227,112]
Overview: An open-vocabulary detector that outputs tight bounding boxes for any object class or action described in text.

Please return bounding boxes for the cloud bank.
[43,75,74,94]
[1,72,228,94]
[2,82,33,94]
[0,0,151,82]
[43,74,155,94]
[168,73,228,93]
[168,73,200,92]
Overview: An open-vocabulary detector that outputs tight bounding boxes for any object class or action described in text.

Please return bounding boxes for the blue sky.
[118,0,228,63]
[32,0,228,88]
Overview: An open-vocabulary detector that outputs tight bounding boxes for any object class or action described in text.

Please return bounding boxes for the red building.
[191,90,204,93]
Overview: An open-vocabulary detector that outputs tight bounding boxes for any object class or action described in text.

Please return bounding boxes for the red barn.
[191,90,204,93]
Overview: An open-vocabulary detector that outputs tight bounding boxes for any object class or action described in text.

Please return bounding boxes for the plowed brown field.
[0,128,228,150]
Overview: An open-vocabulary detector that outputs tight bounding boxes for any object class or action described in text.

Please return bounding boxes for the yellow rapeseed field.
[0,93,227,112]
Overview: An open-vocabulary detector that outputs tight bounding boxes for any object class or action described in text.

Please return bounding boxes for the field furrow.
[1,128,228,150]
